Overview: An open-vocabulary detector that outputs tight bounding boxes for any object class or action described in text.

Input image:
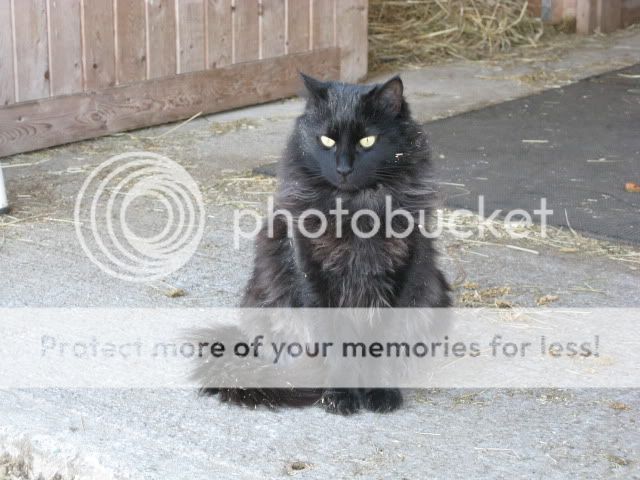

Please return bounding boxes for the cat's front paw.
[362,388,403,413]
[321,389,361,415]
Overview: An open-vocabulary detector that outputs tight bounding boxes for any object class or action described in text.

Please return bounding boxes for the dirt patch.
[459,284,514,308]
[438,207,640,270]
[210,119,260,135]
[203,170,277,210]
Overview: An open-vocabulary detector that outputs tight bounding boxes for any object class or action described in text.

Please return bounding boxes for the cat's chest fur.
[300,221,411,307]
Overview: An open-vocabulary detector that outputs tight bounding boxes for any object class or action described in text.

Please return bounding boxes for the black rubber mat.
[430,64,640,244]
[254,65,640,244]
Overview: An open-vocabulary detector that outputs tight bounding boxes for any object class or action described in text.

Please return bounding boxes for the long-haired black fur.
[206,73,451,414]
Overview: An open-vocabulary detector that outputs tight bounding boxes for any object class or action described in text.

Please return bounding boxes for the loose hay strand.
[369,0,544,72]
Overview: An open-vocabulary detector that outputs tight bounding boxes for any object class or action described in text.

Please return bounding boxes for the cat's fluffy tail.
[199,387,323,408]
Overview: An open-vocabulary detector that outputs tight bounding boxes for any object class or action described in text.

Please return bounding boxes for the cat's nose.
[336,165,353,178]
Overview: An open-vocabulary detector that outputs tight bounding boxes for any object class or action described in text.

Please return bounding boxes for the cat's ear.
[370,76,404,116]
[300,72,328,102]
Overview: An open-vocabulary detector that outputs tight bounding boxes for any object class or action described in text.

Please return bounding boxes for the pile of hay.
[369,0,544,72]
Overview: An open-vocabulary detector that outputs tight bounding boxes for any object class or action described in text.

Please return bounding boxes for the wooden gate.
[0,0,367,158]
[529,0,640,32]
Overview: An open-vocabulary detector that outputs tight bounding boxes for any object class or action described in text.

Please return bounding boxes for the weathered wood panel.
[540,0,559,22]
[287,0,310,53]
[0,48,340,158]
[207,0,232,68]
[0,0,15,106]
[49,0,83,95]
[116,0,146,84]
[147,0,176,79]
[233,0,259,63]
[528,0,542,17]
[14,0,50,101]
[0,0,366,157]
[622,0,640,27]
[577,0,622,33]
[551,0,564,23]
[577,0,598,32]
[178,0,205,73]
[562,0,578,20]
[261,0,285,59]
[336,0,367,82]
[312,0,334,49]
[83,0,116,90]
[598,0,622,32]
[537,0,577,23]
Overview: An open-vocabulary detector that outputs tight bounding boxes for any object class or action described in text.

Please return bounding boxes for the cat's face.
[295,75,409,191]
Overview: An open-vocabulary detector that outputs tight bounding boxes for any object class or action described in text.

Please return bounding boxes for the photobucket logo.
[234,196,553,248]
[74,152,205,282]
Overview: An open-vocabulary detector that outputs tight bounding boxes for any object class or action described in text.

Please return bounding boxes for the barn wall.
[0,0,367,157]
[622,0,640,27]
[532,0,639,31]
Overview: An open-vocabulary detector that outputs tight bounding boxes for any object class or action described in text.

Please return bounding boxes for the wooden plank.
[577,0,598,33]
[552,0,564,22]
[116,0,146,84]
[622,0,640,27]
[311,0,334,49]
[13,0,50,101]
[577,0,622,32]
[0,0,15,106]
[0,48,340,158]
[536,0,577,21]
[84,0,116,90]
[597,0,622,33]
[541,0,552,22]
[233,0,259,63]
[207,0,232,68]
[336,0,367,82]
[287,0,309,53]
[178,0,205,73]
[147,0,176,79]
[528,0,542,17]
[261,0,285,59]
[562,0,577,19]
[49,0,83,96]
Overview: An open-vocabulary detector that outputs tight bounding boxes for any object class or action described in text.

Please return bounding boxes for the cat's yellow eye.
[359,135,377,149]
[320,135,336,148]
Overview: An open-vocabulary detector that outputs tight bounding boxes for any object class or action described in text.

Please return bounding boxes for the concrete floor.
[1,31,639,479]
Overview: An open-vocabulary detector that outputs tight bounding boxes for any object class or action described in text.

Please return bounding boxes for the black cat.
[205,74,450,414]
